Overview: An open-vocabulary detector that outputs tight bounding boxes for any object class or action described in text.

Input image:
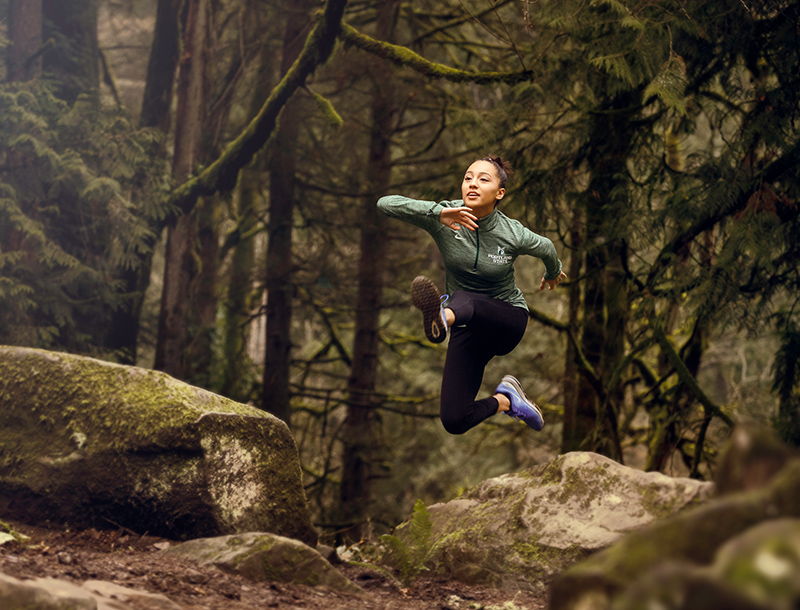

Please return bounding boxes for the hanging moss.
[338,23,534,85]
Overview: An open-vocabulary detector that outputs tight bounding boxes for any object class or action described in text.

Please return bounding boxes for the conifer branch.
[646,138,800,287]
[338,22,534,84]
[166,0,348,217]
[653,324,734,427]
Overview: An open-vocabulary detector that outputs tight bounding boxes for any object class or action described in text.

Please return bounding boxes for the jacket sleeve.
[377,195,446,234]
[518,227,563,280]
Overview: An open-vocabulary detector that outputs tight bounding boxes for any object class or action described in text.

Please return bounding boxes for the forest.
[0,0,798,544]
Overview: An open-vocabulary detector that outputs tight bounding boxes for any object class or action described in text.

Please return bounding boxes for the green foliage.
[0,83,170,356]
[380,499,433,586]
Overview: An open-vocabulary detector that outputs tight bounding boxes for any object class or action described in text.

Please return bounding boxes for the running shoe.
[411,276,449,344]
[496,375,544,431]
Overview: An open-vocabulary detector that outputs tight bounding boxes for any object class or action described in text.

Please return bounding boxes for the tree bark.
[574,92,636,462]
[261,0,315,422]
[7,0,42,82]
[154,0,208,377]
[139,0,182,133]
[337,0,399,543]
[561,211,585,453]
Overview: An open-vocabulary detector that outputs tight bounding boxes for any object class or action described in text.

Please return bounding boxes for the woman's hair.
[479,155,513,189]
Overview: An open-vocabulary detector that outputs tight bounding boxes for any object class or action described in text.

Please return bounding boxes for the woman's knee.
[440,413,470,435]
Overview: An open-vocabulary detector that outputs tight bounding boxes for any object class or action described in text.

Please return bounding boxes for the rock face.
[0,346,317,545]
[167,533,364,595]
[413,451,713,593]
[549,454,800,610]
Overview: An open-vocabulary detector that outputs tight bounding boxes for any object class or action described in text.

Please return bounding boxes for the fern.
[380,499,434,587]
[643,54,687,115]
[0,81,169,355]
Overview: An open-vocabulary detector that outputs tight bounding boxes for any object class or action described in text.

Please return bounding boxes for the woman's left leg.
[438,292,528,434]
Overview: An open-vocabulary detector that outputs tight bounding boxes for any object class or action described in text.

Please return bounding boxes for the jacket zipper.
[473,229,480,271]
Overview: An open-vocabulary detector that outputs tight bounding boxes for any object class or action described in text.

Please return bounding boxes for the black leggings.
[439,291,528,435]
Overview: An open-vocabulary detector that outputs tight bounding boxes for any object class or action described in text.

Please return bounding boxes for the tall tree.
[105,0,184,364]
[154,0,209,377]
[337,0,399,542]
[7,0,42,82]
[262,0,316,422]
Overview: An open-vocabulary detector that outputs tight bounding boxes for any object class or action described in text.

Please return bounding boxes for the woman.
[377,156,567,435]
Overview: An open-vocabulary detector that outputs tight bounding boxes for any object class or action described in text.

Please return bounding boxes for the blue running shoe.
[411,276,449,344]
[496,375,544,431]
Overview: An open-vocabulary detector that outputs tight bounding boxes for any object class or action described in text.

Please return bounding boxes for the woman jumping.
[377,156,567,435]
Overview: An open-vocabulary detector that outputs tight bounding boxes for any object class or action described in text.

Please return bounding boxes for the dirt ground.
[0,519,547,610]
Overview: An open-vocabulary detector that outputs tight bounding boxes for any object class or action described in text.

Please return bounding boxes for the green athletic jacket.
[377,195,563,311]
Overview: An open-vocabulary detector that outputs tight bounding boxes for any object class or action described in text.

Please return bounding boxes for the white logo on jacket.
[488,246,512,264]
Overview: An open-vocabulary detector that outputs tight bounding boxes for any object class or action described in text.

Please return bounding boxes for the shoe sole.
[502,375,544,430]
[411,276,446,343]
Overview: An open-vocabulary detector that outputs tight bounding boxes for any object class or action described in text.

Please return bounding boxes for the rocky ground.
[0,519,546,610]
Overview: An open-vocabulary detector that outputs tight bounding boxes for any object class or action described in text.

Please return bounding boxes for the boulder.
[549,459,800,610]
[406,451,713,594]
[0,346,317,545]
[0,573,183,610]
[166,532,364,595]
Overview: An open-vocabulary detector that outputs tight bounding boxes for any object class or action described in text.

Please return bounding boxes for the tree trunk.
[7,0,42,82]
[104,0,184,364]
[337,0,399,543]
[139,0,182,133]
[574,92,636,461]
[42,0,99,102]
[561,210,585,453]
[154,0,208,378]
[261,0,314,422]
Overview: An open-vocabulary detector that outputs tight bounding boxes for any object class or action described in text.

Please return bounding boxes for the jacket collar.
[475,208,500,230]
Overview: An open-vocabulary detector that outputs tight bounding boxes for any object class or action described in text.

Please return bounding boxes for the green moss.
[0,347,274,464]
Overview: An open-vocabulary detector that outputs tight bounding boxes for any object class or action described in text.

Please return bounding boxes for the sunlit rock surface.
[0,346,317,545]
[411,451,713,593]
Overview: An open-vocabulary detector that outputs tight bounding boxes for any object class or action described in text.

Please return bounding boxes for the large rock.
[167,532,364,595]
[0,573,183,610]
[408,452,713,594]
[0,346,317,544]
[549,459,800,610]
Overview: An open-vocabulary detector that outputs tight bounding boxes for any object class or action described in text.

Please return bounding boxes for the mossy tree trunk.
[261,0,315,422]
[337,0,399,543]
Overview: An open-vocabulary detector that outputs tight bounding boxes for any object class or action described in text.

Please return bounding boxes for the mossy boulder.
[0,346,317,545]
[549,459,800,610]
[406,452,712,594]
[167,532,364,595]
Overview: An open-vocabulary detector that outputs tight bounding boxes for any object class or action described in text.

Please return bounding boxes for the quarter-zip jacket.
[378,195,563,311]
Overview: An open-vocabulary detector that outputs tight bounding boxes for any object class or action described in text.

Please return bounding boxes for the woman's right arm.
[377,195,446,232]
[378,196,478,232]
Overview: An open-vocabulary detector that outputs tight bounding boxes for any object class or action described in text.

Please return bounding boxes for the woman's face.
[461,160,505,213]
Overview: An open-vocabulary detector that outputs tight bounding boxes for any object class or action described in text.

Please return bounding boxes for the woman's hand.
[440,207,478,231]
[539,270,567,291]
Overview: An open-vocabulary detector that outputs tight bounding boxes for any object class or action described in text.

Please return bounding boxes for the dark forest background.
[1,0,798,543]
